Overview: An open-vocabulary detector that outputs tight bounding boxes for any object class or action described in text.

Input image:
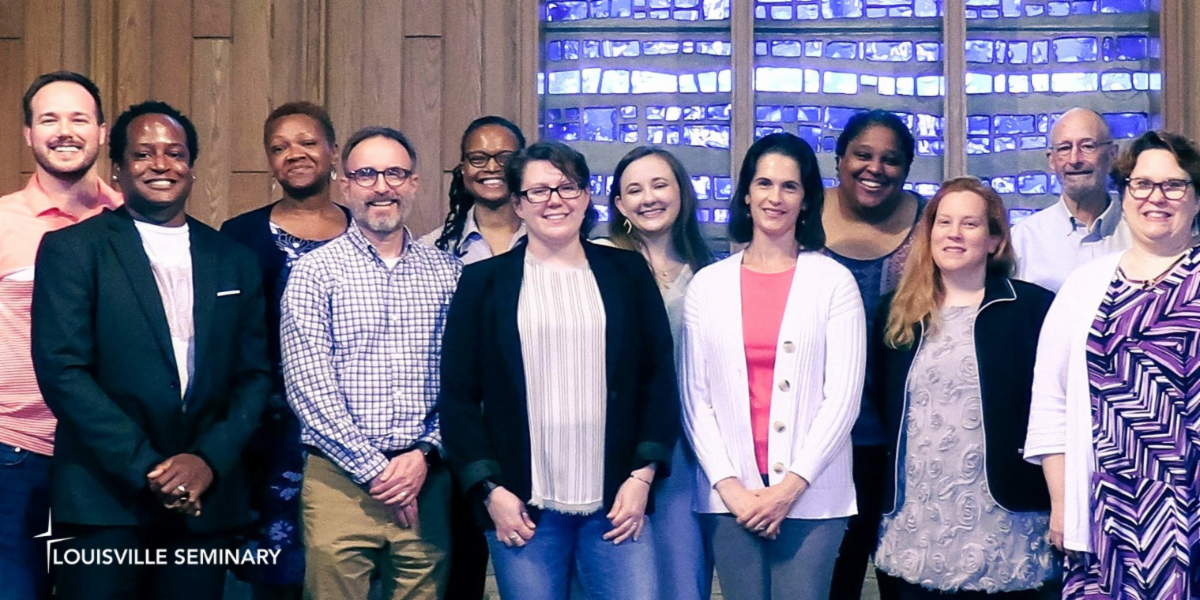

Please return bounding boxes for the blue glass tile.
[755,67,806,93]
[1008,74,1030,94]
[712,209,730,224]
[546,108,563,122]
[697,71,718,93]
[563,107,580,121]
[965,72,993,94]
[824,71,859,94]
[1151,73,1162,91]
[826,42,859,60]
[1101,72,1133,91]
[590,0,612,18]
[1047,2,1070,16]
[821,137,839,153]
[1150,38,1160,59]
[1037,114,1050,133]
[583,40,601,59]
[1070,1,1093,14]
[1104,112,1148,138]
[1031,41,1049,64]
[966,40,995,63]
[995,41,1008,64]
[600,70,631,94]
[1053,37,1099,63]
[1008,41,1029,64]
[631,71,679,94]
[916,42,941,62]
[915,0,942,17]
[1115,36,1148,61]
[1018,173,1048,195]
[861,74,878,87]
[548,42,563,62]
[684,125,730,149]
[584,108,617,141]
[674,0,699,7]
[967,137,990,155]
[864,41,913,62]
[563,41,581,60]
[757,105,784,122]
[646,106,666,120]
[604,40,640,58]
[665,126,681,145]
[796,5,820,19]
[1050,72,1098,93]
[773,40,804,57]
[620,105,637,119]
[991,177,1016,194]
[699,41,731,56]
[581,68,601,94]
[719,69,732,92]
[703,0,732,20]
[649,9,671,18]
[546,2,589,21]
[916,114,942,137]
[755,126,785,139]
[1031,73,1051,92]
[823,0,865,19]
[798,125,821,147]
[646,125,665,144]
[1020,136,1048,150]
[611,0,633,17]
[642,41,680,55]
[1049,175,1062,195]
[994,114,1036,135]
[916,75,942,96]
[755,5,767,18]
[691,176,710,200]
[674,8,700,19]
[770,5,792,18]
[620,123,639,143]
[595,205,610,223]
[715,177,733,200]
[915,183,940,197]
[825,106,862,130]
[1025,4,1045,16]
[696,209,710,223]
[679,74,699,94]
[993,137,1017,152]
[1101,37,1115,62]
[708,104,732,120]
[546,122,581,141]
[798,106,822,122]
[806,41,824,57]
[968,116,990,135]
[877,76,896,96]
[1132,72,1149,90]
[684,105,705,121]
[666,106,683,121]
[756,41,768,56]
[1099,0,1146,13]
[548,70,581,95]
[916,140,943,156]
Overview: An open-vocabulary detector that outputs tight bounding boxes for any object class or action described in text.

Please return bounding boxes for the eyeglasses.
[1126,178,1194,201]
[345,166,413,188]
[519,183,584,204]
[1049,140,1113,159]
[464,151,515,168]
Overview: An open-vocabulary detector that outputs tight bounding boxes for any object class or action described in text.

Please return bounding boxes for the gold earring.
[330,170,338,181]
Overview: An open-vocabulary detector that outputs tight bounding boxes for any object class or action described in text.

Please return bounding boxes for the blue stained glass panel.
[968,116,990,135]
[600,70,631,94]
[823,72,859,94]
[824,0,865,19]
[826,42,858,60]
[1052,37,1099,63]
[684,125,730,149]
[1105,112,1148,138]
[1018,173,1048,195]
[584,108,617,141]
[966,40,995,63]
[631,71,678,94]
[1115,36,1147,61]
[864,41,914,62]
[546,1,589,21]
[772,41,804,57]
[548,71,581,94]
[1101,72,1133,91]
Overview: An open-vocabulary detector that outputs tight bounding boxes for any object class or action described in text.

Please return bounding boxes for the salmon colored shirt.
[0,174,122,456]
[740,265,795,475]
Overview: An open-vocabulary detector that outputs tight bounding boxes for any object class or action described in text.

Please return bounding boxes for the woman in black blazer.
[871,178,1058,599]
[439,141,678,600]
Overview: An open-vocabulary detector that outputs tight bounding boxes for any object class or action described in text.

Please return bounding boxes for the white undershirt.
[134,220,195,401]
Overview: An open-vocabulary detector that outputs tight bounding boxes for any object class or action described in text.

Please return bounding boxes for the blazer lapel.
[495,246,528,401]
[188,220,219,404]
[108,209,177,372]
[583,243,625,392]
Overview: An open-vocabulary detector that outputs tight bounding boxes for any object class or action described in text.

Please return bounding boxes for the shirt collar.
[457,205,527,255]
[24,173,123,220]
[1060,193,1121,237]
[346,221,415,264]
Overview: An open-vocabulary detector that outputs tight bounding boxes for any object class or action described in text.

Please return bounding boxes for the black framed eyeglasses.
[464,151,515,168]
[519,183,585,204]
[1126,178,1194,201]
[346,166,413,188]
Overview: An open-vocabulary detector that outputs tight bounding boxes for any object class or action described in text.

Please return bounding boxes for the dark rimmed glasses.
[1126,178,1193,201]
[346,166,413,188]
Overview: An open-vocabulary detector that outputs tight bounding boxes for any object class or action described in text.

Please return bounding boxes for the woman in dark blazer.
[871,178,1058,599]
[439,141,678,600]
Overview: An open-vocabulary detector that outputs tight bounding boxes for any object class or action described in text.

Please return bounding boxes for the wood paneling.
[3,0,537,233]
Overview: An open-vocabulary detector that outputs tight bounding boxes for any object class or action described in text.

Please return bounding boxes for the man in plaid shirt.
[281,126,461,600]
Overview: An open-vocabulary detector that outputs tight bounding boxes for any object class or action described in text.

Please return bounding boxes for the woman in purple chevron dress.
[1025,130,1200,600]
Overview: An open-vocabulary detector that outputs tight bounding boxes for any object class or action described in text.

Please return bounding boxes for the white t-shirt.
[134,220,195,401]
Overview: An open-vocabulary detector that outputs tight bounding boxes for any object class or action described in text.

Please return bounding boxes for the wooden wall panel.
[192,0,232,38]
[88,0,116,180]
[190,39,233,224]
[441,0,483,170]
[20,0,63,174]
[228,171,274,218]
[361,0,404,128]
[0,39,23,194]
[0,0,24,39]
[480,0,520,120]
[61,0,90,73]
[325,0,364,143]
[404,0,442,37]
[114,0,152,113]
[230,0,271,171]
[402,36,444,232]
[150,0,193,112]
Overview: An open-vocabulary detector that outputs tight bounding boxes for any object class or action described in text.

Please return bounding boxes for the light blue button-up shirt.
[1011,195,1132,292]
[419,205,526,265]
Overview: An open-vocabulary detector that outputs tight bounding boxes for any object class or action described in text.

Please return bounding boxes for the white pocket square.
[216,289,241,297]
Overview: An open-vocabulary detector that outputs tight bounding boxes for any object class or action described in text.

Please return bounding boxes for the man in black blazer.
[30,100,270,600]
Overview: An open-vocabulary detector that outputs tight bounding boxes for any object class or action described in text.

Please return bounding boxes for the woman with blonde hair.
[873,177,1059,598]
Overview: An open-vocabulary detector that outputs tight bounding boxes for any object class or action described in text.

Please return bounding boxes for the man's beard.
[32,146,98,181]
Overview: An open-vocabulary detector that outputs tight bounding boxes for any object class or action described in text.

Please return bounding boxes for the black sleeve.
[628,254,680,476]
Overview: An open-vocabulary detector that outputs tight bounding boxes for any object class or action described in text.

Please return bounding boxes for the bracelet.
[629,473,652,486]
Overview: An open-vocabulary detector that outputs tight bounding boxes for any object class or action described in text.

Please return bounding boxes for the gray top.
[875,305,1057,592]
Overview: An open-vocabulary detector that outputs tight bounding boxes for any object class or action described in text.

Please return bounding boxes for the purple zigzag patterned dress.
[1064,245,1200,600]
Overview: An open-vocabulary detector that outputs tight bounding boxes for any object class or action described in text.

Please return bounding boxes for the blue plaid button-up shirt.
[281,223,462,484]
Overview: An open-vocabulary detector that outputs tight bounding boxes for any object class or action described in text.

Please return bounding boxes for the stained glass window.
[964,0,1160,220]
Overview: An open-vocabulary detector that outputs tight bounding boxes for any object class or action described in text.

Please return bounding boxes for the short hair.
[504,141,598,237]
[835,109,916,171]
[1112,130,1200,195]
[728,133,826,249]
[341,126,418,169]
[109,101,200,167]
[263,101,337,149]
[23,71,105,126]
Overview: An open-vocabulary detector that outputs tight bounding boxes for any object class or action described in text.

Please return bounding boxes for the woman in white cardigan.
[680,133,866,600]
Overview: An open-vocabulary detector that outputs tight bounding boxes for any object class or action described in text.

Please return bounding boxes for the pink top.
[740,265,795,475]
[0,174,122,456]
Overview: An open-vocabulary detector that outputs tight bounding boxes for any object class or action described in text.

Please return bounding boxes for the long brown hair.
[884,177,1016,349]
[608,146,714,271]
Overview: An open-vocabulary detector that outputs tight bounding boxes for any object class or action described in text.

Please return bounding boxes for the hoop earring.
[623,219,633,235]
[330,170,338,181]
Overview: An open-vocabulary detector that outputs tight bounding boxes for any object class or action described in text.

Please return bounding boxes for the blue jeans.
[0,443,52,600]
[487,509,657,600]
[651,441,713,600]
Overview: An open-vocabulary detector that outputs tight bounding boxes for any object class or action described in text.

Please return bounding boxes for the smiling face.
[836,124,909,210]
[513,160,590,248]
[114,113,193,224]
[461,125,521,206]
[614,154,683,238]
[929,190,1000,278]
[746,152,805,241]
[1122,148,1200,250]
[266,114,335,198]
[1048,109,1116,201]
[23,81,107,180]
[340,136,420,237]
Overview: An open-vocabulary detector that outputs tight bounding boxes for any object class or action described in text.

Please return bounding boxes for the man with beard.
[30,101,270,600]
[280,127,461,600]
[0,71,122,600]
[1011,107,1132,291]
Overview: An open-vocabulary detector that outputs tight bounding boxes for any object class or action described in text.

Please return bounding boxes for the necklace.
[1118,251,1189,290]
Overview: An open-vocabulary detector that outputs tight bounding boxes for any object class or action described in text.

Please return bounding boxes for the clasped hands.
[368,450,428,530]
[147,454,213,517]
[715,473,809,540]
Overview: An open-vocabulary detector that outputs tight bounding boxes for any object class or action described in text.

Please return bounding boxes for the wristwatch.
[477,480,500,506]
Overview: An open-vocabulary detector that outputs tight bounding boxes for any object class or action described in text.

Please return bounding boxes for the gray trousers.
[700,514,848,600]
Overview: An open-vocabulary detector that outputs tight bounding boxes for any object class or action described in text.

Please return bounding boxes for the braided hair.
[434,116,527,253]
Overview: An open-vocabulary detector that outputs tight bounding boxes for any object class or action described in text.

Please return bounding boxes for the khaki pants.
[301,454,451,600]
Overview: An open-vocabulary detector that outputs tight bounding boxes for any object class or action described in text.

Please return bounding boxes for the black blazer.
[872,276,1054,514]
[31,207,271,533]
[439,242,679,528]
